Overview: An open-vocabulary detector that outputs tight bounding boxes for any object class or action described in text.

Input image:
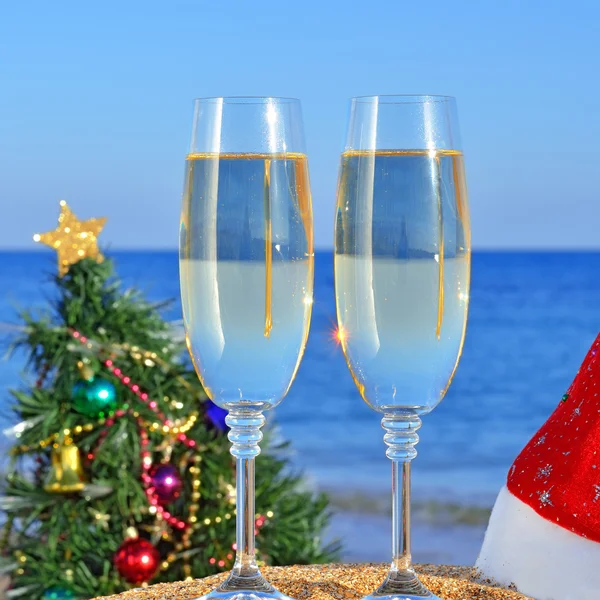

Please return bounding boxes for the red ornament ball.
[150,464,183,504]
[114,537,160,584]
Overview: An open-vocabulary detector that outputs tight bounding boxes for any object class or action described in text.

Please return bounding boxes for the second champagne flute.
[180,97,314,600]
[334,95,471,600]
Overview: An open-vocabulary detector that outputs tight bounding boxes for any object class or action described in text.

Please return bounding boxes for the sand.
[93,563,531,600]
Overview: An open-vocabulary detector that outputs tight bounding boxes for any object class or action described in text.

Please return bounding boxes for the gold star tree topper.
[34,200,107,277]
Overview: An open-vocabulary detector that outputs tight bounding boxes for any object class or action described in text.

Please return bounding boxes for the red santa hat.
[476,333,600,600]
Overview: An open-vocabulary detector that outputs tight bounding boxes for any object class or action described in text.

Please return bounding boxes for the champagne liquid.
[334,150,470,413]
[180,153,313,407]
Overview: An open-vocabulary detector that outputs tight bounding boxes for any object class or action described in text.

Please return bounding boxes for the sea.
[0,250,598,566]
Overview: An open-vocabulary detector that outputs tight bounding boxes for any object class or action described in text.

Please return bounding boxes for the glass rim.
[193,96,300,104]
[351,94,455,104]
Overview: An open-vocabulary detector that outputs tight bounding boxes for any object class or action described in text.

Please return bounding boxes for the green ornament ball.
[72,376,117,417]
[42,587,75,600]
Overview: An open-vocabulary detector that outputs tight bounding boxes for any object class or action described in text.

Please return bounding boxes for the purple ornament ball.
[149,464,182,504]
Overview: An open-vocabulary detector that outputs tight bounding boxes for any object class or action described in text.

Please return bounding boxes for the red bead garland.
[70,329,196,449]
[71,329,192,530]
[35,362,52,389]
[139,420,188,531]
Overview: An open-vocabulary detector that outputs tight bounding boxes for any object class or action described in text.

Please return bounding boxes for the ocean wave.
[328,491,492,526]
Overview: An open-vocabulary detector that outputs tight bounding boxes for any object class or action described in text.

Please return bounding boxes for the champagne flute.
[180,97,313,600]
[334,95,470,600]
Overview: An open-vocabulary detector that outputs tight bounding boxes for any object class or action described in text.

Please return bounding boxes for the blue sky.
[1,0,599,249]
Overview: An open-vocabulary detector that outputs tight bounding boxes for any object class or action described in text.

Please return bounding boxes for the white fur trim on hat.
[476,486,600,600]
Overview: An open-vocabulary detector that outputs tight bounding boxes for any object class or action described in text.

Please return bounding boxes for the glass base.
[362,593,440,600]
[362,569,441,600]
[192,572,295,600]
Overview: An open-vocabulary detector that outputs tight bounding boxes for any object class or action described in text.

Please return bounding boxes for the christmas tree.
[0,202,337,599]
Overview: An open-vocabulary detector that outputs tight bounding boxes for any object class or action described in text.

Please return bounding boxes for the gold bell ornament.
[44,442,87,493]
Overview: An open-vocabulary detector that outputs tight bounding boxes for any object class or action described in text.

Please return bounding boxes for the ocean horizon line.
[1,247,600,254]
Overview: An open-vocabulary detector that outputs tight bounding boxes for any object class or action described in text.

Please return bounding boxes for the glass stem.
[235,455,257,575]
[376,411,431,598]
[217,409,275,593]
[392,459,412,571]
